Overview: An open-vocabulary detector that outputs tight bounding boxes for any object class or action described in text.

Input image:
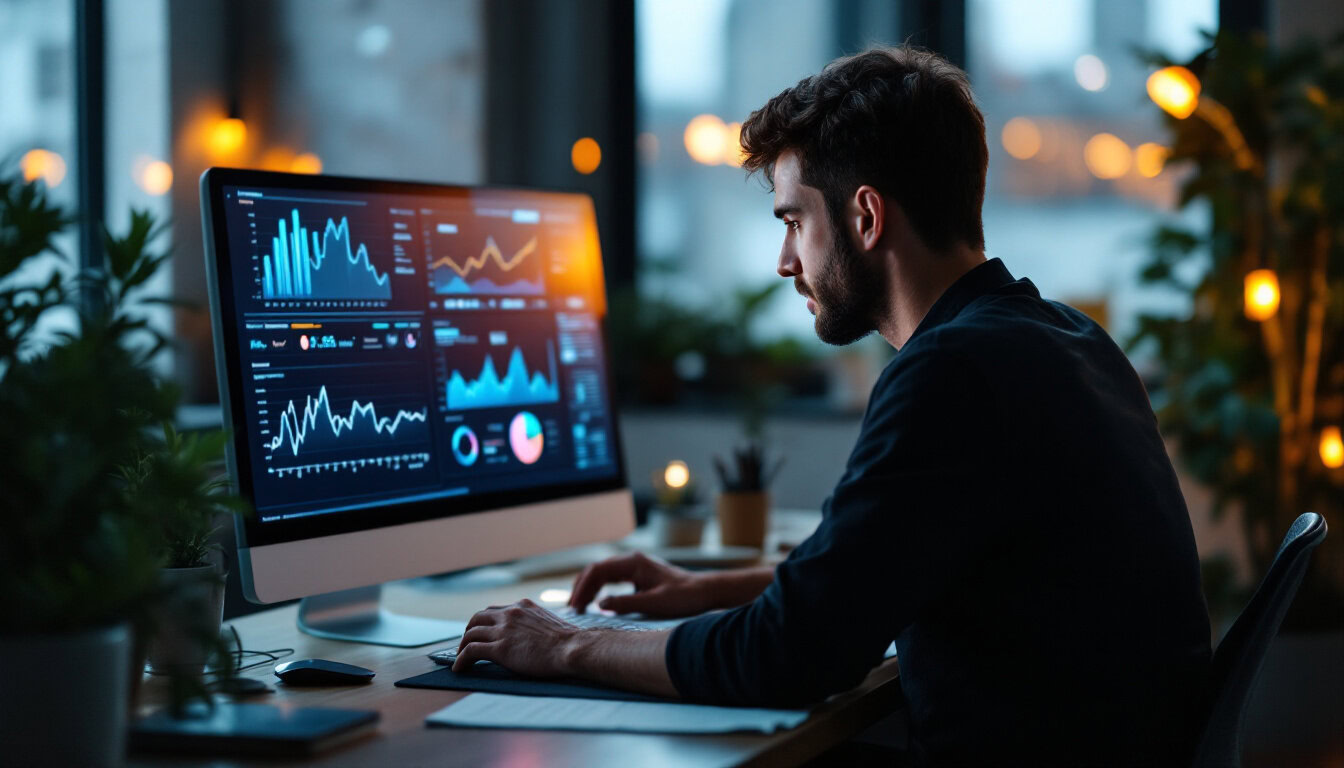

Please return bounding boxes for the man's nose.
[777,248,801,278]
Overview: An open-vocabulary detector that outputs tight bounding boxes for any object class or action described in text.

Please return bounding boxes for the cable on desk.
[142,624,294,677]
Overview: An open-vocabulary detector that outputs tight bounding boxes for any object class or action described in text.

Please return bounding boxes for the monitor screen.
[204,171,624,549]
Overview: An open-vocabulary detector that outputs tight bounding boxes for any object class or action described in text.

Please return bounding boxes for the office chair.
[1189,512,1328,768]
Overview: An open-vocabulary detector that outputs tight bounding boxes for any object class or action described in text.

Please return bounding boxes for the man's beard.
[796,221,886,346]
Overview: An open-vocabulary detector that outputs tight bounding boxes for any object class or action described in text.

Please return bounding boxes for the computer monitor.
[200,168,633,646]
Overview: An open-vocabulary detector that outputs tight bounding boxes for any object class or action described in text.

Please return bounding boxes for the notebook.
[129,701,379,757]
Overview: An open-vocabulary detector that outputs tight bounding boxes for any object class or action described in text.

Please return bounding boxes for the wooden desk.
[131,570,903,767]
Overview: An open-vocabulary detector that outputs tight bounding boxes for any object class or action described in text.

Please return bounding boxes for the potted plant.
[1132,30,1343,760]
[713,442,784,549]
[122,423,238,674]
[0,170,235,764]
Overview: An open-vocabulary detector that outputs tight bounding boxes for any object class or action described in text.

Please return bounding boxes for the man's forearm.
[702,565,775,610]
[563,628,680,698]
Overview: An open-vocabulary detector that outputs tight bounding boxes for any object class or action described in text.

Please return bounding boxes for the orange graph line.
[429,236,537,279]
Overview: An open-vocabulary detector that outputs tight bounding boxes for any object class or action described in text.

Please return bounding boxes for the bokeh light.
[684,114,726,165]
[1243,269,1280,321]
[137,160,174,195]
[1001,117,1043,160]
[1320,427,1344,469]
[571,137,602,174]
[721,121,745,167]
[539,588,571,604]
[1134,142,1168,178]
[290,153,323,174]
[1074,54,1108,91]
[208,117,248,157]
[20,149,66,187]
[663,460,690,489]
[1147,66,1200,119]
[259,146,296,171]
[1083,133,1131,179]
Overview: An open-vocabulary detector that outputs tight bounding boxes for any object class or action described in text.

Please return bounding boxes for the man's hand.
[452,598,578,676]
[568,551,711,617]
[452,598,679,698]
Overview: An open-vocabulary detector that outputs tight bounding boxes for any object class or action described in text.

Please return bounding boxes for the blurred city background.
[2,0,1338,614]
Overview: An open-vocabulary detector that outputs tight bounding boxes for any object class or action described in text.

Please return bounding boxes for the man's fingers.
[569,553,645,611]
[456,624,499,651]
[451,641,499,673]
[462,607,500,635]
[596,591,659,615]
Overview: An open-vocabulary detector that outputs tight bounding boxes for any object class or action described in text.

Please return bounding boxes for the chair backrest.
[1189,512,1328,768]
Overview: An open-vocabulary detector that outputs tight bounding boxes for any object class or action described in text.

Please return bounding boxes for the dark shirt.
[666,259,1211,766]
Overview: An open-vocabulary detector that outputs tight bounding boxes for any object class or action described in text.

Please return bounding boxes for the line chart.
[267,384,428,457]
[429,235,543,295]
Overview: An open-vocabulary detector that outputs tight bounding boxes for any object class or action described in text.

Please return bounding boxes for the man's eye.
[785,220,800,232]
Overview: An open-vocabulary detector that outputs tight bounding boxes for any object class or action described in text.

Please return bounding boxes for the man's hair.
[741,46,988,253]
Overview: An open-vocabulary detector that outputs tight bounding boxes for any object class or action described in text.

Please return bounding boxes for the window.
[634,0,901,412]
[1,0,77,348]
[968,0,1217,345]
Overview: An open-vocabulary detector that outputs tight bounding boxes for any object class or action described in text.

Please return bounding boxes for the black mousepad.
[395,663,671,703]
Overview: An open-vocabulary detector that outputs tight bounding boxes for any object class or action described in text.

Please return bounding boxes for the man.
[453,46,1212,765]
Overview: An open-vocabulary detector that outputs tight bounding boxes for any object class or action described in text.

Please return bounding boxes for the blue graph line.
[268,385,427,456]
[446,341,560,411]
[262,209,391,300]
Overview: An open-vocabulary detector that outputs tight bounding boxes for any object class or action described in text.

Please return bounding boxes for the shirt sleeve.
[665,342,1002,707]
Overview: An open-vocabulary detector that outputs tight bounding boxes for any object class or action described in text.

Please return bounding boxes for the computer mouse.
[274,658,375,686]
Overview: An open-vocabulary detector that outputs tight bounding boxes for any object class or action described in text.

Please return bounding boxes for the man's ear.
[852,185,885,252]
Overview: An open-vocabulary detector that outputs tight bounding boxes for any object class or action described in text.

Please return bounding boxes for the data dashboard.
[217,183,619,524]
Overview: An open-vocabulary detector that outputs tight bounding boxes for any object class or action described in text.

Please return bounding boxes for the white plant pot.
[144,563,226,674]
[0,622,130,767]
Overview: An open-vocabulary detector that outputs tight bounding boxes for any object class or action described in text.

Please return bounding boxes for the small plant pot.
[648,505,709,547]
[145,563,226,674]
[718,491,769,549]
[0,622,131,767]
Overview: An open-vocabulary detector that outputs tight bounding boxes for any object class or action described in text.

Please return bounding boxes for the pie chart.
[451,425,479,466]
[509,411,544,465]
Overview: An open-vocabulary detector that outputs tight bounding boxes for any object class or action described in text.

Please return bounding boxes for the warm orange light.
[1134,142,1168,178]
[1084,133,1131,179]
[20,148,67,187]
[257,146,294,171]
[208,117,248,156]
[137,160,174,195]
[1244,269,1280,321]
[289,152,323,174]
[1001,117,1042,160]
[1320,427,1344,469]
[1147,66,1201,119]
[571,137,602,174]
[684,114,726,165]
[721,121,745,167]
[663,460,690,489]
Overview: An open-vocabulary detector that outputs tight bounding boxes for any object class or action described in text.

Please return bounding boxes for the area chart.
[262,209,392,300]
[446,341,560,410]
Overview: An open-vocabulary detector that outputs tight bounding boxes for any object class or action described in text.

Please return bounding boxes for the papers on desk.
[426,693,808,734]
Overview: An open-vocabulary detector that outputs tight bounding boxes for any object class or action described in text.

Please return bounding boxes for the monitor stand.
[297,584,467,647]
